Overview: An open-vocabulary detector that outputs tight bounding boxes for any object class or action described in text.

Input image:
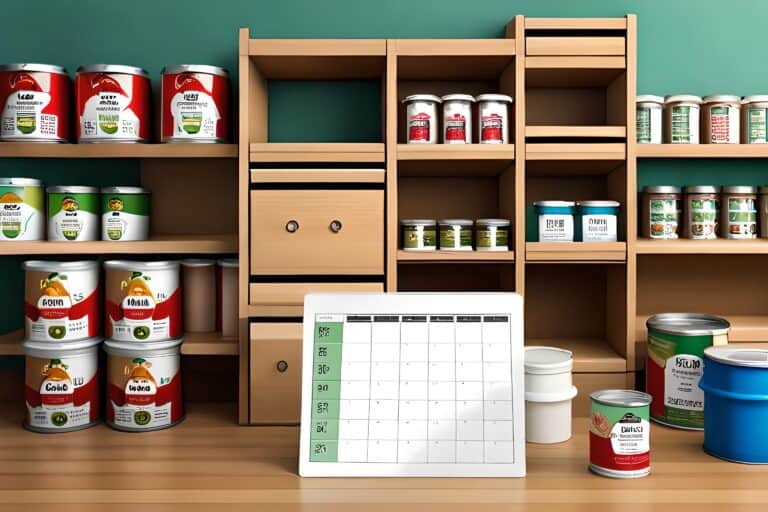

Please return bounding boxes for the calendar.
[299,293,525,477]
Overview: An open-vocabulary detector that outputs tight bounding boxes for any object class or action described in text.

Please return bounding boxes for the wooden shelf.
[526,126,626,138]
[0,142,237,159]
[0,234,237,255]
[526,57,625,87]
[526,242,626,262]
[395,39,516,80]
[397,250,515,263]
[527,337,626,372]
[636,315,768,343]
[526,143,626,161]
[525,17,628,30]
[637,144,768,158]
[397,144,514,161]
[250,168,385,183]
[249,143,385,163]
[636,238,768,254]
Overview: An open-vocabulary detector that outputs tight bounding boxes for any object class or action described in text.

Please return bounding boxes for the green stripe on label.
[47,193,99,217]
[101,193,150,216]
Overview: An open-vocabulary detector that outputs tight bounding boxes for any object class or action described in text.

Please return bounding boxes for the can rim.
[642,185,681,194]
[704,346,768,368]
[104,337,184,354]
[23,260,98,271]
[438,219,474,226]
[100,186,151,195]
[46,186,99,194]
[180,258,216,267]
[646,313,730,336]
[742,95,768,104]
[441,94,475,102]
[217,258,239,268]
[162,64,229,77]
[534,200,576,207]
[402,94,442,104]
[590,389,652,407]
[77,64,150,78]
[703,94,741,104]
[664,94,703,105]
[401,219,437,226]
[683,185,719,194]
[721,185,756,194]
[476,93,514,103]
[0,177,43,187]
[636,95,664,104]
[524,346,573,374]
[0,63,68,75]
[21,336,103,354]
[475,218,511,226]
[104,260,179,271]
[577,200,620,207]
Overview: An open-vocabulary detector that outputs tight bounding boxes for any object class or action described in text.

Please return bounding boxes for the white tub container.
[476,94,513,144]
[525,346,578,444]
[402,94,441,144]
[441,94,474,144]
[636,95,663,144]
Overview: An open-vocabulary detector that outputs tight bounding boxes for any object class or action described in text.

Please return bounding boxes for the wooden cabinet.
[250,282,383,306]
[249,323,302,424]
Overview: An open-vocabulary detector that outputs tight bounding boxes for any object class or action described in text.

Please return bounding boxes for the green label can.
[438,219,473,250]
[101,187,151,241]
[0,178,44,240]
[401,220,436,251]
[475,218,510,251]
[47,186,100,241]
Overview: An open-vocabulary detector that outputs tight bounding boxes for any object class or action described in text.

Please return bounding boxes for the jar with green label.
[47,186,100,241]
[682,186,718,240]
[401,219,436,251]
[438,219,473,251]
[663,95,702,144]
[720,186,757,239]
[100,186,151,241]
[475,219,510,251]
[741,96,768,144]
[0,177,44,241]
[641,186,681,239]
[636,95,663,144]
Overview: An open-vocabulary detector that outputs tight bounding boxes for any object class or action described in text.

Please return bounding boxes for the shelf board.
[527,337,626,372]
[250,168,385,184]
[0,142,237,159]
[397,250,515,263]
[526,242,627,262]
[0,234,237,255]
[637,144,768,158]
[525,143,626,161]
[636,315,768,343]
[395,39,516,80]
[249,143,385,163]
[247,304,304,317]
[636,238,768,254]
[526,158,624,176]
[397,144,514,176]
[525,17,628,30]
[526,57,625,87]
[526,126,626,138]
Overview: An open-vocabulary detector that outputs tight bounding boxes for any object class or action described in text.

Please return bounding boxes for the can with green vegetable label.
[100,186,150,241]
[0,178,44,241]
[47,186,99,241]
[438,219,473,251]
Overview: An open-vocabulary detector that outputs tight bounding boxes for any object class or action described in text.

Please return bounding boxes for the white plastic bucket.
[525,346,578,444]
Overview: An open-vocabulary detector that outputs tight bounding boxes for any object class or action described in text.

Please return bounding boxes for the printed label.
[726,197,756,239]
[590,404,650,473]
[170,83,220,138]
[25,269,99,341]
[47,193,99,241]
[78,73,148,141]
[637,108,651,143]
[687,198,717,239]
[1,70,68,141]
[582,214,617,242]
[649,199,679,239]
[0,185,44,240]
[671,106,698,143]
[481,113,504,143]
[444,113,467,142]
[408,112,431,142]
[539,214,573,242]
[709,106,737,143]
[101,194,150,241]
[402,226,436,250]
[476,227,508,249]
[439,226,472,249]
[747,108,768,144]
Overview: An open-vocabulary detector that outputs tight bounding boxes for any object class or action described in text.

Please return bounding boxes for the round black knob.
[276,360,288,373]
[329,219,342,233]
[285,220,299,233]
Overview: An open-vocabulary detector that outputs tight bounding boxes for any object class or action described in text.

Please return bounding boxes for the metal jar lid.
[21,336,103,357]
[704,346,768,368]
[401,219,436,226]
[180,258,216,267]
[104,260,179,272]
[438,219,473,226]
[100,186,150,195]
[476,218,510,227]
[23,260,98,272]
[0,63,68,75]
[77,64,150,78]
[647,313,730,336]
[664,95,703,105]
[402,94,442,104]
[703,95,741,104]
[476,94,513,103]
[534,200,575,207]
[46,186,99,194]
[162,65,229,77]
[721,185,756,194]
[683,185,719,194]
[577,200,620,207]
[441,94,475,103]
[217,258,239,268]
[742,95,768,104]
[104,337,184,355]
[0,177,43,187]
[636,95,664,104]
[590,389,652,408]
[642,185,681,194]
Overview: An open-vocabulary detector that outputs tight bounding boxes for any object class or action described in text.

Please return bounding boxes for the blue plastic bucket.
[699,346,768,463]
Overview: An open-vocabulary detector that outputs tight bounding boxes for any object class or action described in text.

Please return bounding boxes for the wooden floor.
[0,402,766,511]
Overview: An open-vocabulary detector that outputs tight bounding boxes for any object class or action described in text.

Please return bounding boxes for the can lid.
[664,95,703,104]
[0,177,43,187]
[590,389,652,408]
[162,64,229,77]
[577,200,620,207]
[526,385,578,403]
[636,95,664,104]
[23,260,98,272]
[0,63,68,75]
[100,186,151,195]
[104,260,179,271]
[704,346,768,368]
[475,218,511,227]
[441,94,475,102]
[21,336,103,355]
[438,219,474,226]
[46,186,99,194]
[401,219,437,226]
[721,185,756,194]
[476,94,514,103]
[77,64,150,78]
[534,200,575,207]
[642,185,681,194]
[180,258,216,267]
[104,337,184,354]
[402,94,442,104]
[524,346,573,375]
[742,95,768,104]
[703,94,741,104]
[217,258,239,268]
[683,185,719,194]
[646,313,730,336]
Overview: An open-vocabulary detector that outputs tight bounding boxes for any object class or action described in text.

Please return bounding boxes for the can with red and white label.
[76,65,150,143]
[403,94,441,144]
[0,63,70,142]
[477,94,513,144]
[161,65,229,143]
[441,94,475,144]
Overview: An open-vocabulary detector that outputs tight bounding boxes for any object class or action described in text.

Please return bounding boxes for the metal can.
[46,186,100,241]
[720,185,757,239]
[589,389,652,479]
[663,95,702,144]
[401,219,437,251]
[0,63,70,142]
[641,186,681,240]
[0,177,44,241]
[636,95,663,144]
[23,260,100,341]
[578,201,619,242]
[104,337,184,432]
[476,94,513,144]
[646,313,729,430]
[76,64,150,143]
[741,95,768,144]
[682,186,718,240]
[104,260,181,342]
[402,94,441,144]
[475,218,510,251]
[161,65,229,143]
[534,201,575,242]
[100,186,150,241]
[702,95,741,144]
[22,336,102,433]
[441,94,474,144]
[438,219,473,251]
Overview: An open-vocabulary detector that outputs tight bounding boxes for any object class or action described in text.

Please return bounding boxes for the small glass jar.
[438,219,473,251]
[682,186,718,240]
[720,186,757,239]
[636,95,663,144]
[475,219,510,251]
[641,186,681,239]
[663,95,702,144]
[534,201,575,242]
[401,219,437,251]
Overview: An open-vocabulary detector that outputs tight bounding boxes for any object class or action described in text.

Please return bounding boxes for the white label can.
[403,94,440,144]
[535,201,575,242]
[636,95,663,144]
[477,94,513,144]
[441,94,474,144]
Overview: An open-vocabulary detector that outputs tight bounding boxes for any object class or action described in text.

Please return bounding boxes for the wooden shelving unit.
[526,242,626,262]
[397,250,515,263]
[636,238,768,254]
[0,142,237,159]
[0,234,237,255]
[249,142,385,163]
[637,144,768,158]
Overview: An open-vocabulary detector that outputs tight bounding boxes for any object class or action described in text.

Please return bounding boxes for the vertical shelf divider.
[625,14,638,372]
[386,40,398,291]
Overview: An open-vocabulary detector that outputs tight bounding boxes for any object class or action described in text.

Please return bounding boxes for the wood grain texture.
[250,143,385,163]
[526,242,627,262]
[525,126,626,138]
[0,143,237,159]
[526,143,626,160]
[0,234,237,255]
[397,250,515,263]
[250,169,385,183]
[249,282,384,306]
[526,37,625,56]
[525,18,628,30]
[637,144,768,158]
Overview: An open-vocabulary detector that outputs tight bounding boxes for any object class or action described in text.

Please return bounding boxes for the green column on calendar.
[310,320,342,462]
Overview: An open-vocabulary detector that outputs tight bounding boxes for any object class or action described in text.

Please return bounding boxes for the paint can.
[0,177,44,241]
[402,94,441,144]
[441,94,474,144]
[46,186,100,241]
[161,65,229,142]
[100,186,150,241]
[524,346,578,444]
[476,94,513,144]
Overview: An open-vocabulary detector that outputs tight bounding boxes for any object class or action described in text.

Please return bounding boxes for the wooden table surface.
[0,402,765,512]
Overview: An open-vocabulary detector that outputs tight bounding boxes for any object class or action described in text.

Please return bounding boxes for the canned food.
[438,219,473,251]
[46,186,100,241]
[403,94,441,144]
[636,95,663,144]
[534,201,575,242]
[401,219,437,251]
[641,186,681,240]
[475,218,510,251]
[646,313,729,430]
[682,186,718,240]
[664,95,702,144]
[741,95,768,144]
[76,64,150,142]
[720,186,757,239]
[578,201,619,242]
[441,94,474,144]
[703,95,741,144]
[476,94,513,144]
[589,389,652,478]
[0,63,70,142]
[100,186,150,241]
[0,177,44,241]
[161,65,229,143]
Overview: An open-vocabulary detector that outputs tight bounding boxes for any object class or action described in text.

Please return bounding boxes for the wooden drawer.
[250,189,384,275]
[250,282,384,306]
[526,37,625,56]
[249,323,302,424]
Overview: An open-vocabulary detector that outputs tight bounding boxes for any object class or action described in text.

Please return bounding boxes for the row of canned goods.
[641,185,767,240]
[401,219,510,251]
[533,201,620,242]
[402,94,513,144]
[0,63,229,143]
[636,94,768,144]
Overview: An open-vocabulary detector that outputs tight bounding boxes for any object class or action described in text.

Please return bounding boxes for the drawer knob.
[276,360,289,373]
[329,219,343,233]
[285,220,299,233]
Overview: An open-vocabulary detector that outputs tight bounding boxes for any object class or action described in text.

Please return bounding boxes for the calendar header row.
[316,314,510,323]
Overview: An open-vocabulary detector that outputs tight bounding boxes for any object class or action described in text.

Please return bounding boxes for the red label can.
[0,64,70,142]
[76,65,150,142]
[161,65,229,142]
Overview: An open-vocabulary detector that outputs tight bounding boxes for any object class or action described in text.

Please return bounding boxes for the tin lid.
[475,218,510,227]
[402,94,442,104]
[636,95,664,104]
[22,260,98,272]
[683,185,719,194]
[100,186,150,195]
[21,336,103,356]
[104,260,179,271]
[703,94,741,104]
[590,389,652,408]
[577,200,620,207]
[721,185,756,194]
[162,64,229,77]
[664,95,703,105]
[642,185,681,194]
[217,258,239,268]
[704,346,768,368]
[647,313,730,336]
[441,94,475,102]
[0,177,43,187]
[742,95,768,104]
[438,219,474,226]
[104,337,184,355]
[0,63,68,75]
[533,200,575,207]
[180,258,216,267]
[46,186,99,194]
[475,94,513,103]
[77,64,150,78]
[401,219,437,226]
[524,346,573,375]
